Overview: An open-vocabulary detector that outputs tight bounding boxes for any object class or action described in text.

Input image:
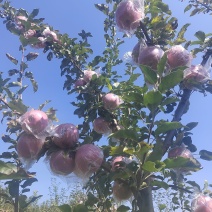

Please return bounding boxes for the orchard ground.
[0,0,212,206]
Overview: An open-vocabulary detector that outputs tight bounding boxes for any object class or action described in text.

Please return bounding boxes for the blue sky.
[0,0,212,205]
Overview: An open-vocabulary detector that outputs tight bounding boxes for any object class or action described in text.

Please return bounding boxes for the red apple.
[17,133,44,160]
[132,40,146,64]
[74,78,87,88]
[52,123,79,149]
[112,180,132,201]
[183,64,210,89]
[191,194,212,212]
[168,146,192,159]
[20,109,49,136]
[93,117,111,135]
[115,0,144,34]
[74,144,104,178]
[83,70,98,83]
[138,46,164,70]
[111,156,131,171]
[102,93,122,110]
[49,150,75,176]
[166,45,192,69]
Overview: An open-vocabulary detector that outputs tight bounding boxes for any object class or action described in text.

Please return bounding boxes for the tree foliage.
[0,0,212,211]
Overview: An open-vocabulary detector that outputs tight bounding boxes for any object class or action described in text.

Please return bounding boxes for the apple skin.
[83,70,98,83]
[115,0,144,34]
[111,156,131,172]
[52,123,79,149]
[191,194,212,212]
[112,180,132,201]
[93,117,111,135]
[102,93,122,110]
[166,45,192,69]
[138,46,164,70]
[74,144,104,178]
[17,133,44,160]
[20,109,49,135]
[168,146,192,159]
[49,150,75,176]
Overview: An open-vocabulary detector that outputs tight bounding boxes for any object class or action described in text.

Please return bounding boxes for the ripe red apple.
[49,150,75,176]
[74,144,104,178]
[17,133,44,160]
[52,123,79,149]
[112,180,132,201]
[32,37,47,49]
[168,146,192,159]
[191,194,212,212]
[102,93,122,110]
[74,78,87,88]
[24,29,36,39]
[132,40,146,64]
[115,0,144,34]
[93,117,111,135]
[183,65,210,89]
[42,27,58,42]
[83,70,98,83]
[111,156,131,171]
[166,45,192,69]
[20,109,49,136]
[138,46,164,70]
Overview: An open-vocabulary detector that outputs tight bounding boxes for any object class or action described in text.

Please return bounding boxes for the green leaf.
[199,150,212,161]
[17,85,28,95]
[95,4,109,15]
[140,65,158,85]
[117,205,131,212]
[151,180,169,190]
[184,4,192,13]
[7,99,28,114]
[157,53,167,77]
[26,52,39,61]
[161,96,179,107]
[110,129,139,141]
[185,122,198,131]
[0,160,34,180]
[158,69,184,93]
[148,141,164,161]
[194,31,205,42]
[21,178,38,189]
[142,161,165,172]
[7,82,22,87]
[190,8,200,16]
[109,146,124,156]
[29,8,39,18]
[187,181,201,191]
[6,53,18,65]
[73,204,88,212]
[38,100,51,110]
[143,90,163,111]
[155,121,183,135]
[177,23,190,40]
[163,157,201,171]
[57,204,72,212]
[133,142,153,161]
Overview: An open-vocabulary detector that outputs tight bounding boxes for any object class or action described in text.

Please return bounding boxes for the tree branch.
[163,88,192,153]
[139,22,153,45]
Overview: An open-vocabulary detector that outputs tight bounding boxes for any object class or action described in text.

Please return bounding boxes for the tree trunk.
[14,196,19,212]
[137,185,154,212]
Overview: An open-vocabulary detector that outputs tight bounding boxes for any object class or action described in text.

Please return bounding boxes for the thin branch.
[163,88,192,153]
[139,22,153,45]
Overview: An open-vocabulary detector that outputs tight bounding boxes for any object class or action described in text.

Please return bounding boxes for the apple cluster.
[15,15,60,48]
[17,109,104,180]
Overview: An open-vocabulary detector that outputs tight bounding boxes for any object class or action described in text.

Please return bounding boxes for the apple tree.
[0,0,212,211]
